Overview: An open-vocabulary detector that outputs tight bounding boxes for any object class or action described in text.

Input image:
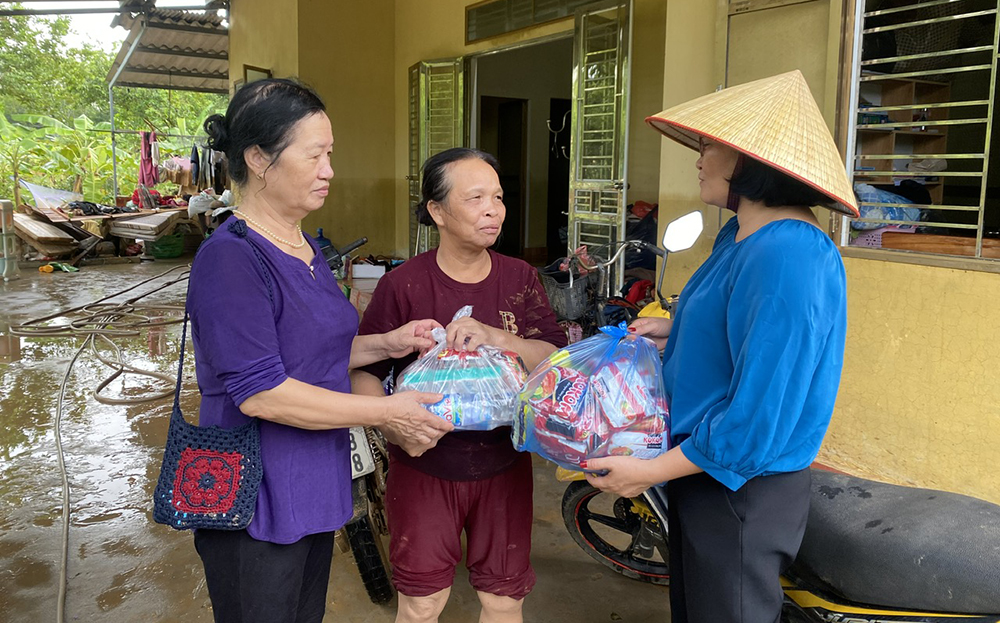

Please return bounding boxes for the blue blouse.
[662,216,847,491]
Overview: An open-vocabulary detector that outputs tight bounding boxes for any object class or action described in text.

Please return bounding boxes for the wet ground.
[0,260,670,622]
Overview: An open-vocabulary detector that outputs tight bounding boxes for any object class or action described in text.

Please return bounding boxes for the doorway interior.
[472,37,574,265]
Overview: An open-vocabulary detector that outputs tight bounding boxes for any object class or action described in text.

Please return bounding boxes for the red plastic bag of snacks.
[513,322,669,470]
[396,306,528,431]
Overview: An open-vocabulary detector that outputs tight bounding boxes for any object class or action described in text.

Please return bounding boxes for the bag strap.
[172,310,191,413]
[172,222,276,413]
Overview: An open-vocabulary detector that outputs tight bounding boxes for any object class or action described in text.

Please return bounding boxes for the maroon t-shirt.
[357,248,567,481]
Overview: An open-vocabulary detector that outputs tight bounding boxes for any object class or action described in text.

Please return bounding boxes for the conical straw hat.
[646,70,858,217]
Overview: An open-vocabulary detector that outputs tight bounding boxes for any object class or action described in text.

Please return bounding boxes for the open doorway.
[473,37,574,265]
[479,96,528,258]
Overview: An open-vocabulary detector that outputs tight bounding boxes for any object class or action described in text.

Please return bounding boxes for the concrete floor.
[0,260,671,622]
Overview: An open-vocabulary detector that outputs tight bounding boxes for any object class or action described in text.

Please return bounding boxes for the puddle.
[0,261,212,621]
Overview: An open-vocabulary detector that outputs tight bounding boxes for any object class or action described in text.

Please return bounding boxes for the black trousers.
[193,528,335,623]
[666,469,811,623]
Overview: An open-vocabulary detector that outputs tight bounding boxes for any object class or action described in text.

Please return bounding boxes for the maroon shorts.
[384,453,535,599]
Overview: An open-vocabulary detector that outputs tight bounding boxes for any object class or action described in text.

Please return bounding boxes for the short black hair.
[203,78,326,186]
[415,148,501,227]
[729,156,836,209]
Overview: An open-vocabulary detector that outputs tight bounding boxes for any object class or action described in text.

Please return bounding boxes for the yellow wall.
[655,0,719,297]
[627,0,666,211]
[822,258,1000,504]
[297,0,397,255]
[228,0,299,85]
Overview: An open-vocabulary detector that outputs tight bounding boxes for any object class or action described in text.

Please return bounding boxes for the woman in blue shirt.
[584,71,860,622]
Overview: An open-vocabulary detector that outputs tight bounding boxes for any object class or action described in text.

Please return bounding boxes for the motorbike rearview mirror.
[655,211,704,310]
[662,210,703,253]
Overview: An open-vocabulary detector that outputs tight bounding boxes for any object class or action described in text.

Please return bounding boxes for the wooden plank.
[22,239,76,257]
[25,203,69,223]
[12,213,77,243]
[58,220,101,242]
[109,210,183,238]
[68,236,102,266]
[67,214,112,222]
[881,232,1000,259]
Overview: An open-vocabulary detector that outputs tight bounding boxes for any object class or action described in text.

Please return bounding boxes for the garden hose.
[10,265,190,622]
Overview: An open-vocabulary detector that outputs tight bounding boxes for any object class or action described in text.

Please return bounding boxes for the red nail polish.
[628,327,636,332]
[579,461,588,469]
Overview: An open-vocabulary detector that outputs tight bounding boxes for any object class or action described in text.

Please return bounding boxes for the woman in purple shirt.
[189,79,453,623]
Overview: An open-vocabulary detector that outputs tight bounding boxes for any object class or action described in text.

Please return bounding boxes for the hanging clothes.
[190,144,200,186]
[199,145,214,189]
[151,136,161,169]
[161,155,193,186]
[213,152,228,195]
[139,131,159,187]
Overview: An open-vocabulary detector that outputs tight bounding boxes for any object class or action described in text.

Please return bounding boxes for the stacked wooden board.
[12,213,78,257]
[108,210,184,241]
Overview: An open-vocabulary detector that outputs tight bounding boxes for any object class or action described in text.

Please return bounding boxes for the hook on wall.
[546,110,570,134]
[546,110,571,160]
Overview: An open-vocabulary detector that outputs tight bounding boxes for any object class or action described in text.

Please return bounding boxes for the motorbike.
[553,210,704,336]
[562,469,1000,622]
[322,236,395,604]
[556,214,1000,621]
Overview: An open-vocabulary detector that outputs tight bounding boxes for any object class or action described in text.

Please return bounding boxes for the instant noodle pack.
[512,323,670,470]
[396,309,670,469]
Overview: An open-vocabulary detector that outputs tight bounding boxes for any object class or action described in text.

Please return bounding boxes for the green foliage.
[0,9,228,205]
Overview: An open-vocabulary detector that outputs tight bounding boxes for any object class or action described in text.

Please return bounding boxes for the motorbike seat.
[789,469,1000,614]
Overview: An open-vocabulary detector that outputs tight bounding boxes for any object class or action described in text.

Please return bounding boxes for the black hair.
[415,148,502,227]
[728,156,836,209]
[203,78,326,186]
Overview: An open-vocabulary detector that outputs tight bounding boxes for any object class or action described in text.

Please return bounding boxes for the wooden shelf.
[882,232,1000,259]
[856,76,950,205]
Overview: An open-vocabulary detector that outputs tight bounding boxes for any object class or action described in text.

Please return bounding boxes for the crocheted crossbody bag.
[153,220,271,530]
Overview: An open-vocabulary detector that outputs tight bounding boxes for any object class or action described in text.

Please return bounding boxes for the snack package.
[513,322,670,470]
[396,306,528,431]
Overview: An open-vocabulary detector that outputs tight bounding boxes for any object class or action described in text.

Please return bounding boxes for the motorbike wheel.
[345,513,394,604]
[562,480,670,585]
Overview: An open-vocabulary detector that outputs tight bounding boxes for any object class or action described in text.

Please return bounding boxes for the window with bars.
[843,0,1000,262]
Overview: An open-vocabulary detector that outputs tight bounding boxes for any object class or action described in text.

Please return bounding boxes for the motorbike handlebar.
[323,236,369,272]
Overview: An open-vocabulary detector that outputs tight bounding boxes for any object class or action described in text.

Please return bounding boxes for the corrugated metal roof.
[106,8,228,94]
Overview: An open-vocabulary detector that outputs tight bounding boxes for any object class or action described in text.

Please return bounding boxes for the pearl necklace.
[232,210,306,249]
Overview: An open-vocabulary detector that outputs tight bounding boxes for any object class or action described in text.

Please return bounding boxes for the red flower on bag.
[172,448,243,514]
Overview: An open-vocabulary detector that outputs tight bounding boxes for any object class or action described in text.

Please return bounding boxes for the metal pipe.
[109,15,147,200]
[976,0,1000,258]
[861,45,993,67]
[860,65,992,81]
[861,100,989,113]
[859,203,980,211]
[856,118,988,129]
[863,9,997,34]
[841,0,865,246]
[855,153,984,160]
[864,0,973,19]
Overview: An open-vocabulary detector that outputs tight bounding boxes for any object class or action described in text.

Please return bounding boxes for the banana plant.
[0,114,44,208]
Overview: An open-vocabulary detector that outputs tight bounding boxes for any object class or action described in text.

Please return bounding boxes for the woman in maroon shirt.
[352,148,566,623]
